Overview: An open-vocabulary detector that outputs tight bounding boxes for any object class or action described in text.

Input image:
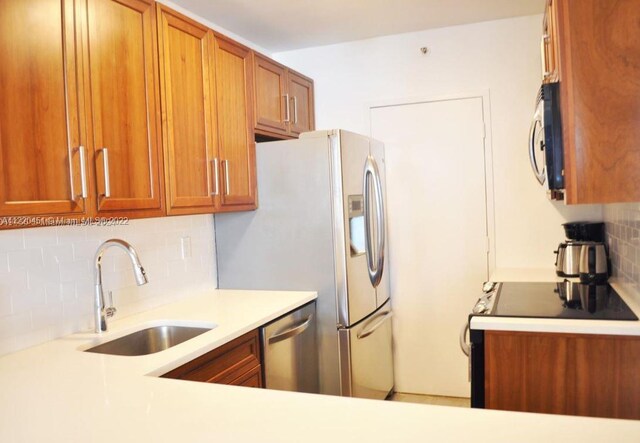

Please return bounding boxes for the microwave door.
[529,90,547,186]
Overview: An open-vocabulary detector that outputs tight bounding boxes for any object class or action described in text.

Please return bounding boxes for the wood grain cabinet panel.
[254,54,289,136]
[162,329,262,388]
[213,34,257,209]
[157,5,219,215]
[485,330,640,419]
[555,0,640,204]
[287,71,315,136]
[81,0,164,216]
[0,0,89,217]
[253,54,315,140]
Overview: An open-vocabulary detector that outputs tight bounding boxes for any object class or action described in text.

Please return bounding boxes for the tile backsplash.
[604,203,640,297]
[0,215,216,356]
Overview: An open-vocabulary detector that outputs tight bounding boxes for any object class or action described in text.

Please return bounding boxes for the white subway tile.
[0,215,216,356]
[23,226,58,248]
[0,231,24,251]
[59,260,90,283]
[8,249,44,270]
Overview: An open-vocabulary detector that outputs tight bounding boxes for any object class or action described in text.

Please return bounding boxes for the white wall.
[274,15,602,276]
[0,215,217,356]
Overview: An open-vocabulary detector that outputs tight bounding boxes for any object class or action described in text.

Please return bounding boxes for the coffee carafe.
[555,222,606,278]
[579,242,609,284]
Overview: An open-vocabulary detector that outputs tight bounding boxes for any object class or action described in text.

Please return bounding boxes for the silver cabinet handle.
[292,96,298,124]
[357,311,392,340]
[211,158,219,196]
[528,107,546,185]
[78,145,88,199]
[268,314,313,344]
[283,93,290,123]
[101,148,111,197]
[222,160,230,196]
[459,323,470,357]
[69,146,88,200]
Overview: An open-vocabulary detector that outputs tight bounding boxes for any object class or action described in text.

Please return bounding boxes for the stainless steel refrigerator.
[215,129,394,399]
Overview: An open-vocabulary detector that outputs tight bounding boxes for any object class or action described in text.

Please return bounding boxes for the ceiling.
[171,0,545,52]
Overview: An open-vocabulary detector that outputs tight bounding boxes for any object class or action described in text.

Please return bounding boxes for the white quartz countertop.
[1,288,639,442]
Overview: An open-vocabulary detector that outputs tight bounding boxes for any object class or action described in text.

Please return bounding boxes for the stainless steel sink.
[85,325,212,356]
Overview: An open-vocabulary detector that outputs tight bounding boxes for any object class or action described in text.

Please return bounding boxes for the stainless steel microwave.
[529,83,564,199]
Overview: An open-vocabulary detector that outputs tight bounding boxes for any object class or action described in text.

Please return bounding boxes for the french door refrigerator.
[215,130,394,399]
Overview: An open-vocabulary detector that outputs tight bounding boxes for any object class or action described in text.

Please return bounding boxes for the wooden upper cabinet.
[81,0,164,215]
[213,34,257,209]
[254,54,289,136]
[253,54,315,139]
[287,71,315,136]
[555,0,640,204]
[0,0,89,217]
[157,5,218,215]
[541,0,559,84]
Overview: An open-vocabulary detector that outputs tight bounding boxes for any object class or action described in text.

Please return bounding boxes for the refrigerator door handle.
[364,155,385,288]
[268,314,313,344]
[357,311,393,340]
[372,157,386,286]
[363,157,377,286]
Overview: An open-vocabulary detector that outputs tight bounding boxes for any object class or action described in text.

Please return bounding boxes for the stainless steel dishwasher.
[260,301,319,393]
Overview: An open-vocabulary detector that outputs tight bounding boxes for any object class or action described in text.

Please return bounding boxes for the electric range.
[461,281,638,409]
[472,281,638,321]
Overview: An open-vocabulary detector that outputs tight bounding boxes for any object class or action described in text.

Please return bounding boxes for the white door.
[370,97,489,397]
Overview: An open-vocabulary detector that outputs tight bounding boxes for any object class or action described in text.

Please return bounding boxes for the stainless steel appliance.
[554,241,584,277]
[579,242,609,284]
[529,82,564,200]
[261,301,318,393]
[215,130,394,399]
[554,222,608,278]
[460,281,638,408]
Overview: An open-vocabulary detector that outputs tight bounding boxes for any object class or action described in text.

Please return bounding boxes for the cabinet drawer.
[229,364,262,388]
[162,330,261,384]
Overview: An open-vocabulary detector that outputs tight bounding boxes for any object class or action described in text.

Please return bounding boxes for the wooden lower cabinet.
[484,330,640,419]
[162,329,262,388]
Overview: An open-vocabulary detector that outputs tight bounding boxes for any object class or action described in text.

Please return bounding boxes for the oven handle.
[459,322,470,356]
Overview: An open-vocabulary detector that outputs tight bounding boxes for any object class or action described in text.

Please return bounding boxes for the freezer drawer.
[339,300,394,399]
[260,301,319,393]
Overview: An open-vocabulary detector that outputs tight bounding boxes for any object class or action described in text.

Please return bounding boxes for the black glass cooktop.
[488,282,638,321]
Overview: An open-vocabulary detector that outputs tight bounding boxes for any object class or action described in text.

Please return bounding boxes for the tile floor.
[390,392,470,408]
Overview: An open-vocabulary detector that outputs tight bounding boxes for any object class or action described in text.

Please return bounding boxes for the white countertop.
[1,288,639,442]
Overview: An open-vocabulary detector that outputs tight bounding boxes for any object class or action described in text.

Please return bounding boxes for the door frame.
[365,90,496,279]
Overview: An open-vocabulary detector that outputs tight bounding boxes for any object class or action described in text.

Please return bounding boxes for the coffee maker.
[554,222,609,281]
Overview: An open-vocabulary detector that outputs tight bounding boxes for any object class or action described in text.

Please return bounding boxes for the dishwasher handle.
[268,314,313,344]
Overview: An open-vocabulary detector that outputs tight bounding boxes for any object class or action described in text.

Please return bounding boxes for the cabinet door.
[0,0,88,217]
[157,5,218,215]
[287,71,315,136]
[213,34,256,208]
[254,54,289,136]
[541,0,559,83]
[82,0,164,215]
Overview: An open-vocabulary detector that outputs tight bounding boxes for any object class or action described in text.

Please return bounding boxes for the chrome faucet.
[94,239,148,333]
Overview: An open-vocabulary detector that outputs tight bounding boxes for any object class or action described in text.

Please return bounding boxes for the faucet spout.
[94,239,148,333]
